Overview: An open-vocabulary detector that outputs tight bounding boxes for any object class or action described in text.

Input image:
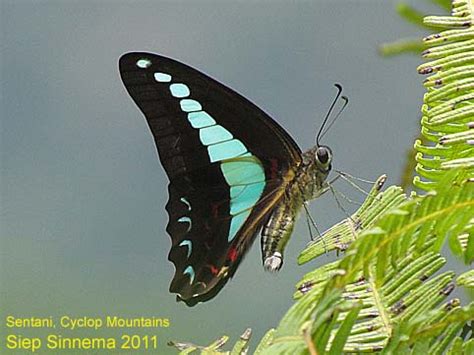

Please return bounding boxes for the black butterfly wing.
[119,52,302,305]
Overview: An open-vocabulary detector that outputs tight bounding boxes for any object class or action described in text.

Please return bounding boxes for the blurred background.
[1,1,463,354]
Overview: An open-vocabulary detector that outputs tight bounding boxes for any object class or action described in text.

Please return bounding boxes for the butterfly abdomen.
[261,183,304,272]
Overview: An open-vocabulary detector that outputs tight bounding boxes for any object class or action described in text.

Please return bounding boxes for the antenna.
[319,95,349,141]
[315,83,347,146]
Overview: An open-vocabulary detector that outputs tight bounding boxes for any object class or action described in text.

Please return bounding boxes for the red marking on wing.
[227,247,238,262]
[208,265,219,275]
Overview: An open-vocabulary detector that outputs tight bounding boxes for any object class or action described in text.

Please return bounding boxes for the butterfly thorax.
[261,145,332,271]
[296,146,332,200]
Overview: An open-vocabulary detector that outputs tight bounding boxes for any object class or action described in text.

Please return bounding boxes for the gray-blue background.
[1,1,462,354]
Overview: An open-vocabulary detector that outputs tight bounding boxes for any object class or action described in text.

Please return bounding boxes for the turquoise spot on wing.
[187,111,216,128]
[230,185,246,199]
[180,197,191,211]
[207,140,247,162]
[199,125,233,145]
[178,216,192,232]
[170,83,190,98]
[228,210,251,241]
[220,155,266,239]
[179,240,192,258]
[183,266,195,283]
[136,58,152,69]
[229,181,265,215]
[180,99,202,112]
[220,158,266,186]
[154,72,172,82]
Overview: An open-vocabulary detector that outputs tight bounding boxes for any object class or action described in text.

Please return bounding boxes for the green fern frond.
[327,170,473,290]
[288,249,452,352]
[249,172,472,354]
[382,303,474,354]
[455,218,474,262]
[278,176,471,353]
[254,329,275,355]
[457,269,474,288]
[298,175,404,263]
[447,337,474,354]
[169,328,252,355]
[414,0,474,190]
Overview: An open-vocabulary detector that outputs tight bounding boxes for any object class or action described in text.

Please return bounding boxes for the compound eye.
[316,147,330,164]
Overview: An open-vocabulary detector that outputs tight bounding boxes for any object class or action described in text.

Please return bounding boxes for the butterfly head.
[300,144,332,197]
[315,145,332,172]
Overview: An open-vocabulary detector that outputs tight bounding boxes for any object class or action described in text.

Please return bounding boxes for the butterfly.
[119,52,345,306]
